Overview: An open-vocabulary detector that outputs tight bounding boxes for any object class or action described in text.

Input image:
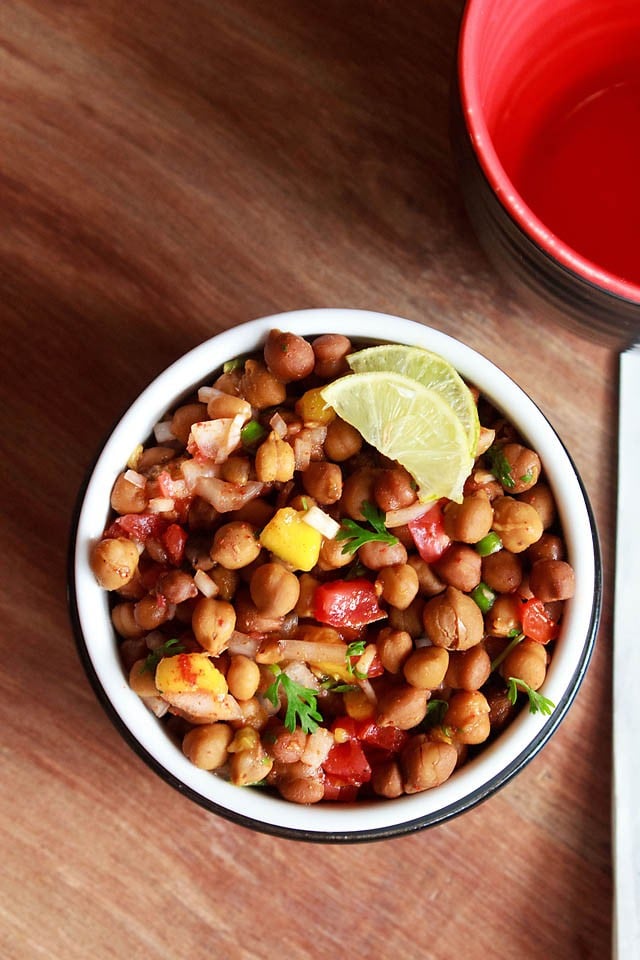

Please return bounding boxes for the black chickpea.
[443,495,493,543]
[156,570,198,604]
[340,468,379,520]
[526,532,565,564]
[444,646,492,691]
[407,555,446,596]
[264,329,315,382]
[445,690,491,744]
[401,737,458,793]
[403,646,450,689]
[210,521,261,569]
[485,594,523,637]
[302,461,343,504]
[134,594,175,631]
[110,472,147,514]
[317,537,352,571]
[433,543,482,592]
[182,724,234,770]
[376,563,420,609]
[388,597,425,637]
[90,538,140,591]
[377,684,430,730]
[374,468,417,512]
[518,482,556,529]
[278,777,325,805]
[324,418,363,461]
[359,539,408,570]
[500,639,547,690]
[481,550,523,593]
[499,443,541,494]
[376,628,414,673]
[529,559,576,601]
[311,333,352,378]
[170,402,208,446]
[192,596,236,655]
[249,562,300,617]
[491,496,544,552]
[422,586,484,650]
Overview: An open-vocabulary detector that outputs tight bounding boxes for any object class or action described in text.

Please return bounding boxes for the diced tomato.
[323,740,372,785]
[313,579,387,631]
[322,774,360,802]
[407,501,451,563]
[104,512,167,543]
[330,716,408,758]
[521,597,560,644]
[162,523,188,566]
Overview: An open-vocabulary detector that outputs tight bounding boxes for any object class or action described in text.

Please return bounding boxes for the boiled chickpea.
[481,550,523,593]
[312,333,351,378]
[183,723,234,770]
[407,555,446,596]
[376,563,419,609]
[192,596,236,654]
[374,468,417,512]
[433,544,482,592]
[359,539,408,570]
[422,586,484,650]
[526,532,565,564]
[90,538,140,591]
[170,402,207,446]
[111,601,145,638]
[229,746,273,786]
[210,521,261,569]
[227,655,261,701]
[206,393,252,423]
[264,329,315,382]
[518,482,556,529]
[444,645,491,691]
[324,418,363,461]
[529,559,575,601]
[500,639,547,690]
[371,758,404,799]
[485,594,522,637]
[156,570,198,604]
[403,646,449,689]
[445,690,491,744]
[317,537,352,571]
[302,461,343,505]
[377,684,430,730]
[255,432,295,483]
[341,468,379,520]
[444,495,493,543]
[232,696,269,731]
[376,628,414,674]
[295,574,320,618]
[499,443,541,494]
[134,593,174,630]
[208,565,239,600]
[492,496,544,553]
[235,593,284,634]
[401,736,458,793]
[267,725,307,763]
[221,456,251,485]
[136,446,175,472]
[239,359,287,409]
[249,562,300,617]
[279,777,325,804]
[128,659,159,698]
[388,596,425,638]
[110,472,147,514]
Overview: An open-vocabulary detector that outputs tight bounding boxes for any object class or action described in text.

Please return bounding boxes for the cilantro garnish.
[490,631,524,672]
[264,665,323,734]
[344,639,367,678]
[336,501,399,555]
[486,444,515,489]
[506,677,555,716]
[425,699,450,728]
[141,638,185,673]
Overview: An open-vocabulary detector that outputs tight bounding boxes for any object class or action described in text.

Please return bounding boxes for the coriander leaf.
[264,665,323,734]
[335,500,399,555]
[345,639,367,678]
[490,632,524,672]
[506,676,555,716]
[320,680,360,694]
[486,444,515,489]
[141,638,185,673]
[520,471,534,484]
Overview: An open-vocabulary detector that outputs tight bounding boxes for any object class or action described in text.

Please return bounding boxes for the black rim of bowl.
[67,367,603,845]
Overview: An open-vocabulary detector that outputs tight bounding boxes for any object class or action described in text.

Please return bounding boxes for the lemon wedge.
[320,371,473,503]
[347,344,480,456]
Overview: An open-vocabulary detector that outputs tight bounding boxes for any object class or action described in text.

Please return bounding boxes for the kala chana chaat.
[90,330,576,804]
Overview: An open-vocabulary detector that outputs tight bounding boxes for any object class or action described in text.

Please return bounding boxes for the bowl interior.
[70,308,601,840]
[458,0,640,302]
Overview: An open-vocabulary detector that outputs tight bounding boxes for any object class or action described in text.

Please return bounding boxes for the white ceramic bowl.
[68,308,601,842]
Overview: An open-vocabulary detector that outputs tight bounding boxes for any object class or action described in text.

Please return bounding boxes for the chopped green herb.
[506,676,555,716]
[345,639,367,678]
[471,581,496,613]
[320,679,360,694]
[344,557,367,580]
[241,419,267,448]
[490,632,524,672]
[520,471,534,484]
[223,357,244,373]
[475,531,502,557]
[336,500,399,555]
[300,496,309,511]
[141,638,185,673]
[486,444,515,489]
[425,699,449,727]
[264,665,323,734]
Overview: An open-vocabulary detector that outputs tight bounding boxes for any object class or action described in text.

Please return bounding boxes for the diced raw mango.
[259,507,322,571]
[155,653,228,695]
[295,387,336,425]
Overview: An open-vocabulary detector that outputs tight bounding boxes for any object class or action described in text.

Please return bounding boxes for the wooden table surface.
[2,2,616,958]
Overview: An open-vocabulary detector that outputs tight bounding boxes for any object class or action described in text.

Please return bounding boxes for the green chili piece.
[471,581,496,613]
[475,532,502,557]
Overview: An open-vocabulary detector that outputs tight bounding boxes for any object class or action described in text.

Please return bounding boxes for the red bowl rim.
[458,0,640,304]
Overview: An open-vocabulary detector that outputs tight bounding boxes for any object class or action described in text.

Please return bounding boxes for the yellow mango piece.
[259,507,322,571]
[295,387,336,425]
[313,661,354,684]
[155,653,228,696]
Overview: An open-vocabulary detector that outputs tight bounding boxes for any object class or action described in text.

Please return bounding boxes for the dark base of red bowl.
[450,73,640,348]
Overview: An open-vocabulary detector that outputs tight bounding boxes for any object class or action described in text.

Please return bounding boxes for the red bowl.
[452,0,640,345]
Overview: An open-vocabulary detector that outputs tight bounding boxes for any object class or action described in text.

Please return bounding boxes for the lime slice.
[321,372,473,503]
[347,344,480,456]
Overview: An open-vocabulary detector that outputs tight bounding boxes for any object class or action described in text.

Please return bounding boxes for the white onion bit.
[148,497,175,513]
[124,469,146,489]
[269,411,288,438]
[153,420,175,443]
[385,501,434,528]
[302,505,340,539]
[194,569,218,598]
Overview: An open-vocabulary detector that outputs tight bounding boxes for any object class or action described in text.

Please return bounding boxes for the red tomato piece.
[313,579,387,631]
[104,513,168,543]
[162,523,188,566]
[323,740,372,785]
[407,501,451,563]
[521,597,560,644]
[322,774,360,803]
[356,720,408,755]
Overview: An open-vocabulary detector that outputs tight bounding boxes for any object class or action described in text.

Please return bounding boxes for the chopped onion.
[276,637,349,664]
[148,496,174,513]
[181,457,221,491]
[194,569,218,598]
[355,643,377,677]
[188,416,244,463]
[357,678,377,704]
[226,631,260,658]
[385,501,434,528]
[293,434,312,471]
[269,411,288,439]
[414,635,433,648]
[153,420,175,443]
[195,477,263,512]
[476,427,496,457]
[197,385,224,404]
[301,727,334,769]
[302,505,340,540]
[283,661,321,691]
[124,469,146,489]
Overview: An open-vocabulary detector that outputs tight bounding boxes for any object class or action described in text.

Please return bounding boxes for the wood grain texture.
[1,2,614,958]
